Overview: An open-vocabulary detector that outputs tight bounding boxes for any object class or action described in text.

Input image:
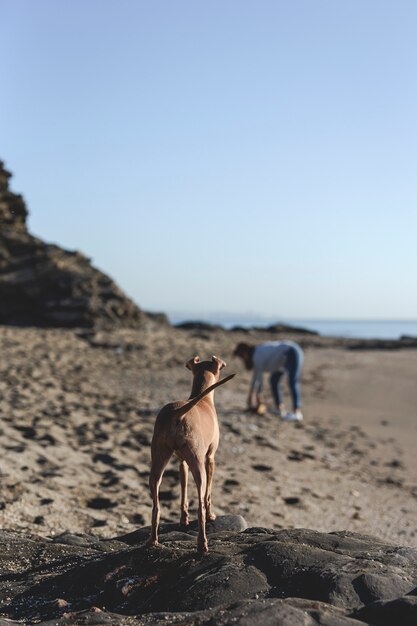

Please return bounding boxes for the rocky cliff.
[0,160,154,328]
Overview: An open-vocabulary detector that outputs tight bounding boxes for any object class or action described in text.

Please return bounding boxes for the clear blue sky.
[1,0,416,321]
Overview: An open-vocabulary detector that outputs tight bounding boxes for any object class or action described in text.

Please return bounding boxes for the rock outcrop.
[0,521,415,625]
[0,160,152,328]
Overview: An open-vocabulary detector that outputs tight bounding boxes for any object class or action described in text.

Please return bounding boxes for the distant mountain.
[0,160,165,328]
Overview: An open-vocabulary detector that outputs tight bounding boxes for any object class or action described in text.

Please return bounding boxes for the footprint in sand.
[13,425,37,439]
[287,450,316,461]
[159,490,178,502]
[130,513,145,525]
[100,471,120,487]
[283,497,301,506]
[224,479,240,487]
[87,497,117,510]
[223,479,240,493]
[92,519,107,528]
[252,464,273,472]
[5,444,25,453]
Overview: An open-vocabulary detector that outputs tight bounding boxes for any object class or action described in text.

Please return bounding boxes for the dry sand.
[0,324,416,546]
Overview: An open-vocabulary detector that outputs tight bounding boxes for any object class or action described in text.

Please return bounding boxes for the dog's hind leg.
[148,446,172,547]
[180,448,208,553]
[205,454,216,521]
[179,459,189,527]
[193,460,208,554]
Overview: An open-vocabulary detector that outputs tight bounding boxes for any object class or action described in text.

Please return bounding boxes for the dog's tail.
[172,373,236,420]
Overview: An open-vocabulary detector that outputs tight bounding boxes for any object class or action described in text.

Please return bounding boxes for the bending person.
[233,340,304,421]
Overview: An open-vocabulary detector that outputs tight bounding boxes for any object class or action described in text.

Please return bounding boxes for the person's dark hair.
[233,342,255,370]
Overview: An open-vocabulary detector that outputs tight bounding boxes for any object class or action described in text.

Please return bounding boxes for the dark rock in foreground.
[0,521,416,625]
[0,160,151,328]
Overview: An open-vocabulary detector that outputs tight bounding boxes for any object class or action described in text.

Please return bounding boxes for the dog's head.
[185,355,226,379]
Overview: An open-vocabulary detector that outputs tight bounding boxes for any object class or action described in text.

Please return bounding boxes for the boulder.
[352,595,417,626]
[0,524,415,625]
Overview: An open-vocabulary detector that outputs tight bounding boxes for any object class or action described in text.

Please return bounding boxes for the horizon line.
[162,313,417,324]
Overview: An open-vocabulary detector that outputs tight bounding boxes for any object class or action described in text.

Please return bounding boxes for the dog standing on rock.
[148,355,235,554]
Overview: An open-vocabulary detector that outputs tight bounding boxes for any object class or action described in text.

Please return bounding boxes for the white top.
[250,341,300,392]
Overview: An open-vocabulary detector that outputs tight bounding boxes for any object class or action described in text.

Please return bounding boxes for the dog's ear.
[212,355,226,370]
[185,355,200,371]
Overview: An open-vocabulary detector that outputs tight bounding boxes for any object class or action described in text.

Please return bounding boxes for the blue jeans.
[269,345,303,410]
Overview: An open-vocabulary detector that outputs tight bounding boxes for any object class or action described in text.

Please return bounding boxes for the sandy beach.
[1,323,416,547]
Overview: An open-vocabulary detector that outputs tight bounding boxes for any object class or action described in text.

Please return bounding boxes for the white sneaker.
[282,412,303,422]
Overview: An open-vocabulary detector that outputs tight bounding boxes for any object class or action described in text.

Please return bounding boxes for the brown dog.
[148,355,234,554]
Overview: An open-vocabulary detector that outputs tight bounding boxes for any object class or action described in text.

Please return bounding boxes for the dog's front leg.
[148,472,161,547]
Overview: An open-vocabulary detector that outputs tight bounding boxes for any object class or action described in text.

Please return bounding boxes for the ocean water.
[169,316,417,340]
[278,320,417,340]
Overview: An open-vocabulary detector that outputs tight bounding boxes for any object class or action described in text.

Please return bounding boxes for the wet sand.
[0,324,416,546]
